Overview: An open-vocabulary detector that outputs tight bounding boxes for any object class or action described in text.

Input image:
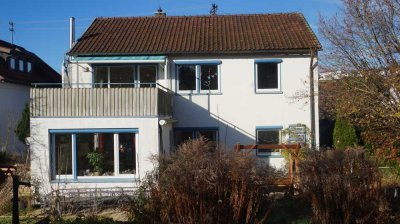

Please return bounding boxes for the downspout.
[309,47,318,150]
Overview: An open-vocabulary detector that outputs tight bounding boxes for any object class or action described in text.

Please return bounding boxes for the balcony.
[30,84,172,117]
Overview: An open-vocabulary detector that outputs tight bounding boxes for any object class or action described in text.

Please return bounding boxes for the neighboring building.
[0,40,60,154]
[30,12,320,193]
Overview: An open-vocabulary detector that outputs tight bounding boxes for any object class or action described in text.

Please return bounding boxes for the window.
[109,66,134,87]
[9,58,16,70]
[176,61,221,93]
[93,65,157,88]
[177,65,196,91]
[138,65,157,87]
[200,64,218,91]
[174,128,218,147]
[19,59,24,72]
[255,59,282,92]
[27,62,32,72]
[53,134,72,176]
[76,133,114,176]
[256,127,282,154]
[50,129,138,180]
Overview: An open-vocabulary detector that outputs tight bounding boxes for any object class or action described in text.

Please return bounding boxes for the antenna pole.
[210,4,218,15]
[9,22,15,44]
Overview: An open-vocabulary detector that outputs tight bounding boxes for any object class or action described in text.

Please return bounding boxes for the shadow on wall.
[172,94,255,149]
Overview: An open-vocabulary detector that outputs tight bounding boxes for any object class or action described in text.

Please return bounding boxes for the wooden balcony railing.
[30,87,172,117]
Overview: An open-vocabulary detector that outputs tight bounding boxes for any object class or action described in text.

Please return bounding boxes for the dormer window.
[9,58,16,70]
[19,59,25,72]
[27,62,32,72]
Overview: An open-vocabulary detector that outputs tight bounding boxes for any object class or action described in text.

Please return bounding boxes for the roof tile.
[69,13,320,55]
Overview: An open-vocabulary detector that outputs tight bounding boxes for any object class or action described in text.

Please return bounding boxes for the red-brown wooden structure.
[234,143,301,193]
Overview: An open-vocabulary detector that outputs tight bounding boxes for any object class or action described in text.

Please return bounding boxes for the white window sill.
[51,176,138,183]
[255,89,283,94]
[256,152,283,158]
[176,92,222,96]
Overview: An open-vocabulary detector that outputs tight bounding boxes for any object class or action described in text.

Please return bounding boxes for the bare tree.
[320,0,400,160]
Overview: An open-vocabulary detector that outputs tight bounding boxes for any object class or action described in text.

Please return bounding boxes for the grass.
[267,195,312,224]
[0,216,44,224]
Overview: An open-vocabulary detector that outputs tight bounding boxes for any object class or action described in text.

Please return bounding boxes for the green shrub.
[86,151,104,174]
[126,138,277,224]
[333,116,358,149]
[15,103,30,144]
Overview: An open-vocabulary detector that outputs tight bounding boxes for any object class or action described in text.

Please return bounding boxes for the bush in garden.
[299,147,389,224]
[15,103,30,144]
[127,138,277,224]
[333,116,358,149]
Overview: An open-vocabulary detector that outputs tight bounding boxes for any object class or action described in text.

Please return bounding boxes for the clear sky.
[0,0,341,73]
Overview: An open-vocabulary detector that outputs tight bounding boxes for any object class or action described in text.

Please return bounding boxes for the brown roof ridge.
[94,12,303,20]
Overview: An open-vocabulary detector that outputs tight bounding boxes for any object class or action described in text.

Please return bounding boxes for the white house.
[30,12,320,193]
[0,39,60,154]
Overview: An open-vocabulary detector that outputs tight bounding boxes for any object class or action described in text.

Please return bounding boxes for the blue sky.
[0,0,341,72]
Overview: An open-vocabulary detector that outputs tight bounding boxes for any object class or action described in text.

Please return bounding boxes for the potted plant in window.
[86,151,104,175]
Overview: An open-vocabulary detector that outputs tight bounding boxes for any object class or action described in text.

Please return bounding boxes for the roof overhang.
[71,55,166,64]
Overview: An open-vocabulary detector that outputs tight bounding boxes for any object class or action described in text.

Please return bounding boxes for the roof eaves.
[296,12,322,50]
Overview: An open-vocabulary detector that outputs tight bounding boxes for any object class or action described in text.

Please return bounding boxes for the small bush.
[333,116,358,149]
[299,147,389,224]
[127,138,277,224]
[0,180,12,215]
[15,103,30,144]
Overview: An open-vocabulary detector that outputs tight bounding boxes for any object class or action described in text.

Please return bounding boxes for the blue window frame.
[50,129,138,181]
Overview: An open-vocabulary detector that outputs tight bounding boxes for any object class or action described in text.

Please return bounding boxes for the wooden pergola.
[234,143,301,193]
[0,165,30,224]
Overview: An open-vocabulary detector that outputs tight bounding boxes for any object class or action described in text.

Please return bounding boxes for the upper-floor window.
[176,60,221,94]
[255,59,282,93]
[256,126,282,155]
[93,65,157,88]
[19,59,25,72]
[27,62,32,72]
[9,58,16,70]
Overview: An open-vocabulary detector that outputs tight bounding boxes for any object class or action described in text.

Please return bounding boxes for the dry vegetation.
[126,138,278,224]
[299,147,395,224]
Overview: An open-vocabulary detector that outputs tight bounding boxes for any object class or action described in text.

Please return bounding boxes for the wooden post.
[12,175,19,224]
[234,143,241,152]
[12,175,31,224]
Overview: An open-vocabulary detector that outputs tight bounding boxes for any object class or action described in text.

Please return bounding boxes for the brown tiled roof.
[69,13,320,56]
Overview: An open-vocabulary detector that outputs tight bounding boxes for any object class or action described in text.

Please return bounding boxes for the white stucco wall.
[0,82,29,153]
[169,55,319,168]
[38,54,318,188]
[30,117,160,193]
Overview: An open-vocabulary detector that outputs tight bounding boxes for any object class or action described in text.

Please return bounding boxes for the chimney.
[69,17,75,49]
[154,7,166,17]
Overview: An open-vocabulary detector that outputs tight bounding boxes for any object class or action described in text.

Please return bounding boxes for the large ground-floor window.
[50,129,137,180]
[174,127,218,147]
